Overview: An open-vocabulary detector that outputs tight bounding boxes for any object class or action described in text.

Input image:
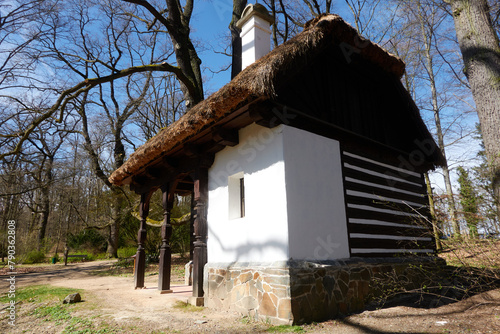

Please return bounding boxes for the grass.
[266,325,304,333]
[439,239,500,270]
[239,317,304,333]
[33,304,73,323]
[0,285,83,304]
[3,285,119,333]
[172,300,204,312]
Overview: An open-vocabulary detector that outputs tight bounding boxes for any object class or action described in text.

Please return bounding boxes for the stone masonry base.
[204,257,445,325]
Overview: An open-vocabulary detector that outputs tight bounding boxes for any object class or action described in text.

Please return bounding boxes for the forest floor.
[1,245,500,333]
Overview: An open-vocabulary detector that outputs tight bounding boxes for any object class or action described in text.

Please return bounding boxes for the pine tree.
[457,166,480,238]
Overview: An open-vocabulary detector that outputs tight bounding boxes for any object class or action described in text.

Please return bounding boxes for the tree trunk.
[37,156,54,250]
[165,0,203,108]
[230,0,247,79]
[106,192,123,258]
[37,186,50,250]
[448,0,500,214]
[425,172,442,251]
[419,3,460,238]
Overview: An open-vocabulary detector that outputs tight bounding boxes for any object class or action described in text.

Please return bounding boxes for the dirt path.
[13,260,191,309]
[2,260,500,333]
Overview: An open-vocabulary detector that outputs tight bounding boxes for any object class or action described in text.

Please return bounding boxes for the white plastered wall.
[207,123,350,264]
[282,126,350,260]
[207,123,289,263]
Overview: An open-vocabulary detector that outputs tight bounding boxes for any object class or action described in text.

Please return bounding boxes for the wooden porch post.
[190,167,208,305]
[190,193,195,261]
[158,185,173,293]
[134,191,152,289]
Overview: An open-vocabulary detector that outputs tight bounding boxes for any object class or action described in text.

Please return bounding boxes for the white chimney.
[236,4,274,70]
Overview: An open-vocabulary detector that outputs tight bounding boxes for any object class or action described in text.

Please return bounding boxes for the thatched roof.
[109,14,405,186]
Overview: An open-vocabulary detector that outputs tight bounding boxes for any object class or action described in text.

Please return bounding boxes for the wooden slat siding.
[346,201,423,221]
[349,237,434,250]
[349,218,427,229]
[342,150,433,257]
[343,153,423,185]
[344,180,427,205]
[348,222,429,238]
[349,249,435,258]
[347,190,425,209]
[343,166,424,194]
[347,207,421,223]
[345,194,428,217]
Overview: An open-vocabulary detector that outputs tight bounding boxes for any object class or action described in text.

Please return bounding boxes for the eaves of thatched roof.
[109,14,405,186]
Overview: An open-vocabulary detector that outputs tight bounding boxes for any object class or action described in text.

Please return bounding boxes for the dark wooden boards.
[342,150,435,257]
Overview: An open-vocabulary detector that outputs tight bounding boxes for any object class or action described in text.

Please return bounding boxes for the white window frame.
[228,171,245,219]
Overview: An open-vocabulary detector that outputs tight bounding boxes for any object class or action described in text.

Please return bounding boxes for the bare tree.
[24,120,69,249]
[344,0,400,43]
[132,74,185,141]
[230,0,248,78]
[0,153,26,260]
[23,0,159,256]
[0,0,204,159]
[416,1,461,237]
[0,0,47,90]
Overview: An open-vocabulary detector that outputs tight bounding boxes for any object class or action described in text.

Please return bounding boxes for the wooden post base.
[160,289,173,294]
[134,250,146,289]
[188,296,204,306]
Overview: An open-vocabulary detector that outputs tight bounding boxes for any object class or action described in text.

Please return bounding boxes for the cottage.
[109,4,445,325]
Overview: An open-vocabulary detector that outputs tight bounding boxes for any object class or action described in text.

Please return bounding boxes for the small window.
[240,177,245,218]
[228,172,245,219]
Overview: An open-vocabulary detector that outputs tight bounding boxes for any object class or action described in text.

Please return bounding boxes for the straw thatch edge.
[109,14,405,186]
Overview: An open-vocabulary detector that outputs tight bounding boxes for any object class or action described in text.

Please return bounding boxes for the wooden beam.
[248,108,276,128]
[191,167,208,302]
[132,175,148,186]
[212,128,239,147]
[162,156,178,169]
[270,102,436,173]
[134,190,153,289]
[158,183,174,293]
[130,154,214,195]
[190,193,194,262]
[183,143,200,157]
[129,181,138,193]
[144,166,162,180]
[176,182,194,193]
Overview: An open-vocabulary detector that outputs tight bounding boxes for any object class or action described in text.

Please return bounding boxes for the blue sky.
[190,1,356,93]
[191,0,238,93]
[188,1,481,195]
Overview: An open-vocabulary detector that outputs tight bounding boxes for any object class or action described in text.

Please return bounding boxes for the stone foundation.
[204,262,292,324]
[204,257,445,325]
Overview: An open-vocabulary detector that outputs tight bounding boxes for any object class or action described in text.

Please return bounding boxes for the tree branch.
[0,62,189,159]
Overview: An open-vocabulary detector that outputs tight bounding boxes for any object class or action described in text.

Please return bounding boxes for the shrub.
[171,221,190,256]
[65,251,99,263]
[117,246,137,259]
[67,229,107,253]
[23,250,46,264]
